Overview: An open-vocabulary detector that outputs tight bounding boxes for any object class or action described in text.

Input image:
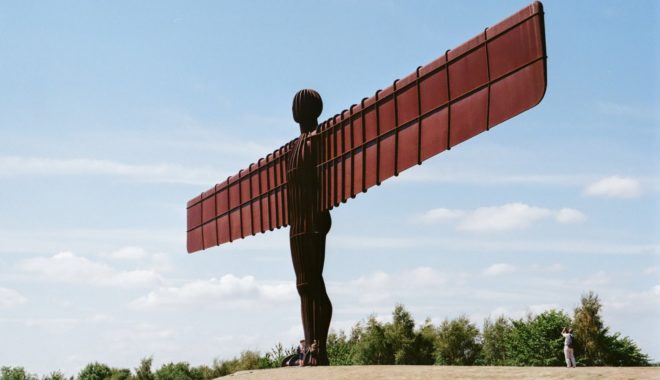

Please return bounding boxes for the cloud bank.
[130,274,296,309]
[0,156,225,185]
[0,287,28,308]
[19,252,163,288]
[420,203,586,232]
[583,176,642,198]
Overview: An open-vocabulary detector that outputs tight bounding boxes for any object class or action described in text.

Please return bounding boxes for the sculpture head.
[292,89,322,133]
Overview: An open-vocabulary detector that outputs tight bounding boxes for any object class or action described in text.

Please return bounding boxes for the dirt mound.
[221,365,659,380]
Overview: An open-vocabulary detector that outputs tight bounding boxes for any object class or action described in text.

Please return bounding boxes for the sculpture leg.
[290,231,332,365]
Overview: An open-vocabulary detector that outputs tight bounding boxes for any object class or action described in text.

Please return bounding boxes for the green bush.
[352,317,395,364]
[482,316,512,365]
[265,343,296,368]
[327,330,354,365]
[0,367,38,380]
[153,362,203,380]
[505,310,570,366]
[602,333,650,366]
[42,371,68,380]
[434,315,481,365]
[108,368,131,380]
[134,357,154,380]
[77,363,113,380]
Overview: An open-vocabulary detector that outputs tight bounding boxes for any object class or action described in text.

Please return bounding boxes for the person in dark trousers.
[297,339,306,367]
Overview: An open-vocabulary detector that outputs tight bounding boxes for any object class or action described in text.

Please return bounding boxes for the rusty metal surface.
[318,1,546,210]
[186,1,547,253]
[287,91,333,363]
[186,140,294,253]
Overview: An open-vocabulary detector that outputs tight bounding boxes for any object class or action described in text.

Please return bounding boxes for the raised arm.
[317,1,546,210]
[186,138,296,253]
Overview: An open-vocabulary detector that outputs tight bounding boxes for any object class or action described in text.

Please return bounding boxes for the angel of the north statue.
[186,2,547,365]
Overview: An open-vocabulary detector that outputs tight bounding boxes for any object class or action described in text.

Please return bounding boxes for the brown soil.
[221,365,660,380]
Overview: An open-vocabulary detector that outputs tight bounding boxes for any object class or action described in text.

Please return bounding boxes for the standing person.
[561,327,576,368]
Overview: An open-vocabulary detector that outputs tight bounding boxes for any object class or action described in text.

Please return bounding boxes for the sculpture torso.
[286,131,331,235]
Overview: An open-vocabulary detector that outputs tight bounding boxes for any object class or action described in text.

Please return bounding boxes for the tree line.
[326,292,649,367]
[1,292,651,380]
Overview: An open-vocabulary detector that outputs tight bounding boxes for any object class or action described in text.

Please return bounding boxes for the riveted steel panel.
[396,85,419,126]
[202,220,218,249]
[450,88,489,147]
[420,109,449,162]
[378,134,396,183]
[397,122,419,173]
[420,68,449,115]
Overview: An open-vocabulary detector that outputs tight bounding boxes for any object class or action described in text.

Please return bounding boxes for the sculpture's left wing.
[317,1,547,211]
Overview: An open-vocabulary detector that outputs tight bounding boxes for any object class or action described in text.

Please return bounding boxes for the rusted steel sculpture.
[186,2,547,365]
[287,89,333,364]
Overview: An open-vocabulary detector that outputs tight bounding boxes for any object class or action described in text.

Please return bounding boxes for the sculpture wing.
[187,1,547,253]
[186,139,296,253]
[318,1,547,210]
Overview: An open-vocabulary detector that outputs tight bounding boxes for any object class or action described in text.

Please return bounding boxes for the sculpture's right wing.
[317,1,547,210]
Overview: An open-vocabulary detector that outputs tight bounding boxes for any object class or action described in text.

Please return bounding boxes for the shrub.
[42,371,67,380]
[505,310,570,366]
[134,357,154,380]
[482,316,512,365]
[434,315,482,365]
[351,317,394,364]
[77,363,112,380]
[327,330,353,365]
[0,367,38,380]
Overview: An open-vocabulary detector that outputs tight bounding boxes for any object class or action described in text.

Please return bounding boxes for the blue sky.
[1,0,658,375]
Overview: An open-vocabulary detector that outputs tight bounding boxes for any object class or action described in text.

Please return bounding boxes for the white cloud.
[575,271,613,287]
[555,208,586,224]
[644,266,660,275]
[530,263,565,273]
[583,176,642,198]
[0,227,184,255]
[0,156,226,185]
[417,203,586,232]
[601,287,660,315]
[396,161,587,186]
[332,234,658,255]
[103,247,174,273]
[595,101,659,122]
[342,266,464,306]
[653,285,660,296]
[488,307,511,318]
[107,246,149,260]
[0,287,28,308]
[352,266,449,290]
[459,203,553,232]
[19,251,163,288]
[420,208,465,224]
[130,274,296,309]
[483,263,516,276]
[528,304,558,315]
